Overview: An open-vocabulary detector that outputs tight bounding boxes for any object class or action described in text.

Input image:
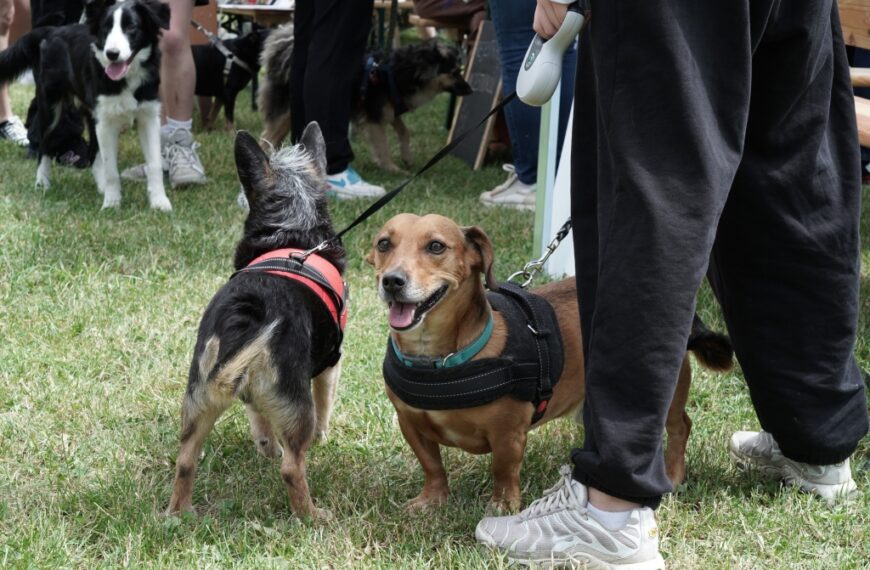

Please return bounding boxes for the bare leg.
[161,0,196,123]
[0,0,13,122]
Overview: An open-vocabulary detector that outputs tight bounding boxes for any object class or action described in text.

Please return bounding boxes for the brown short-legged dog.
[367,214,733,512]
[167,125,346,520]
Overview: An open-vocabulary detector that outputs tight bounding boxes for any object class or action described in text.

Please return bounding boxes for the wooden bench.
[839,0,870,145]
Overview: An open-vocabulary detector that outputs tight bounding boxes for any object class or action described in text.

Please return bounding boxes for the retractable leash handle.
[517,1,589,107]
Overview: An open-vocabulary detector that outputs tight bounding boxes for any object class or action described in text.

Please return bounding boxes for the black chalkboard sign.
[448,20,502,170]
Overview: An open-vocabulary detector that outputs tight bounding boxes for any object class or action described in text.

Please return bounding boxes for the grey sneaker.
[479,164,536,211]
[121,133,169,181]
[729,431,858,504]
[0,115,29,147]
[165,128,206,187]
[475,466,665,569]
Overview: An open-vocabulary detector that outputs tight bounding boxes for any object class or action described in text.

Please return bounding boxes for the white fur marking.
[36,156,52,190]
[104,7,132,63]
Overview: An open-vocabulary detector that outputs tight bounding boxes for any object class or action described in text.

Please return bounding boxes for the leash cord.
[299,91,519,259]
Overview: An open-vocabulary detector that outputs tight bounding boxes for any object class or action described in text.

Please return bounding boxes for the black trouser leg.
[707,2,867,466]
[569,0,866,508]
[290,0,373,175]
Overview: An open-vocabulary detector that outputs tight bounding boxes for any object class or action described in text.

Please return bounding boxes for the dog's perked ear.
[84,0,113,35]
[463,226,497,291]
[235,130,275,204]
[298,121,327,179]
[136,0,171,31]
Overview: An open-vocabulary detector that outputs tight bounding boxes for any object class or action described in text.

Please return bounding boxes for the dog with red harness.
[168,124,346,521]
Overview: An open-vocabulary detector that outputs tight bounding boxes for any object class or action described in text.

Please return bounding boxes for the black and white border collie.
[0,0,171,210]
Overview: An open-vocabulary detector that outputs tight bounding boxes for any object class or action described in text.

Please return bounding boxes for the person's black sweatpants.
[290,0,373,175]
[570,0,868,508]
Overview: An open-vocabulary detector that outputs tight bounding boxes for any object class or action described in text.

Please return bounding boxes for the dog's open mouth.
[388,285,448,331]
[105,58,133,81]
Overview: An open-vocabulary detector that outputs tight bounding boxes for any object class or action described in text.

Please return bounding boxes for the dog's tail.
[0,27,54,84]
[202,319,283,396]
[687,313,734,372]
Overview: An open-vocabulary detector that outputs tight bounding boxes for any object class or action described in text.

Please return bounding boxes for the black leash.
[190,19,255,75]
[301,90,519,258]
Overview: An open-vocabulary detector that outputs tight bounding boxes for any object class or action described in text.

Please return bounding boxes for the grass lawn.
[0,79,868,569]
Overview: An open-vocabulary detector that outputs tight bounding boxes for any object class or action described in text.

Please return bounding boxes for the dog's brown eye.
[377,238,390,252]
[427,240,446,254]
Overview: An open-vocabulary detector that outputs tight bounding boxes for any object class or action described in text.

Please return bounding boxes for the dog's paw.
[35,175,50,191]
[101,194,121,209]
[149,194,173,212]
[313,427,328,444]
[486,497,521,516]
[403,492,448,513]
[311,507,333,522]
[381,162,403,174]
[165,503,197,517]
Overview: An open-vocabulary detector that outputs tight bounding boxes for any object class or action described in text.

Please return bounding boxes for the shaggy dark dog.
[192,27,270,131]
[167,124,347,520]
[258,31,471,171]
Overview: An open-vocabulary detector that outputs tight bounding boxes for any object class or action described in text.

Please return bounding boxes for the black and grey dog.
[0,0,172,210]
[168,124,347,520]
[192,26,270,131]
[259,30,471,171]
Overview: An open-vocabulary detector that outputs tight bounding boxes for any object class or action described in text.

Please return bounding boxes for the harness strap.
[190,19,256,77]
[495,283,554,424]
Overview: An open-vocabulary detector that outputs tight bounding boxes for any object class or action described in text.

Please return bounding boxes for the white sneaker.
[479,164,536,211]
[475,466,665,569]
[165,128,206,187]
[0,116,30,147]
[326,165,386,200]
[729,431,858,504]
[121,132,169,181]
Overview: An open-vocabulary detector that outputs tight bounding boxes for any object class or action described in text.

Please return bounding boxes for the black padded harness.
[383,283,564,424]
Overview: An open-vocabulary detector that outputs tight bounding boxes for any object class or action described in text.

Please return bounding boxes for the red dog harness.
[234,248,348,331]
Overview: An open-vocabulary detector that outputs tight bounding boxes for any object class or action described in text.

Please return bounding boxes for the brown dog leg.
[273,403,328,520]
[664,356,693,487]
[260,112,292,151]
[489,431,527,513]
[246,404,282,459]
[167,392,229,514]
[312,361,341,443]
[397,414,449,511]
[392,116,412,168]
[366,122,402,173]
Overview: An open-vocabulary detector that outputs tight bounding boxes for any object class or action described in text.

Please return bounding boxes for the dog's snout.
[105,48,121,61]
[382,272,407,294]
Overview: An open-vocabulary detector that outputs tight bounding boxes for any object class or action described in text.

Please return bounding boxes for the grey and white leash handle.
[516,0,590,106]
[507,218,572,288]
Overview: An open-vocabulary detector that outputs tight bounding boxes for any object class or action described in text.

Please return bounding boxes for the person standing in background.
[0,0,29,147]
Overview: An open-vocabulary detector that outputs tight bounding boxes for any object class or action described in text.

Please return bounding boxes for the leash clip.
[297,240,331,261]
[507,219,573,288]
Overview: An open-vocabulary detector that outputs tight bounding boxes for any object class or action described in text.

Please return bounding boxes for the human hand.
[534,0,570,39]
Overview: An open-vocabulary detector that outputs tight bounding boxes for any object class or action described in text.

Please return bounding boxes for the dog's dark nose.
[106,48,120,61]
[382,272,406,294]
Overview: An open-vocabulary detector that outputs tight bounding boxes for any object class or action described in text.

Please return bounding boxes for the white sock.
[587,502,632,530]
[161,118,193,137]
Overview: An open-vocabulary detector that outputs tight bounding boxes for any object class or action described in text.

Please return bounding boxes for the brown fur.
[367,214,726,512]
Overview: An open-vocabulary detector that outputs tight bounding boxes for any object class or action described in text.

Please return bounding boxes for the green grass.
[0,82,868,569]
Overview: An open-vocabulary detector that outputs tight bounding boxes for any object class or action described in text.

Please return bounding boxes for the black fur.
[192,27,269,129]
[355,39,472,124]
[688,314,735,371]
[191,125,346,400]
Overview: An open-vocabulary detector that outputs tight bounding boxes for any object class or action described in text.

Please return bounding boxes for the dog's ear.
[84,0,111,35]
[136,0,171,31]
[235,131,275,203]
[299,122,327,179]
[463,226,497,290]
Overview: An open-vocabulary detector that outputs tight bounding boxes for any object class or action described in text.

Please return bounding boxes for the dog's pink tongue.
[105,61,129,81]
[389,303,416,329]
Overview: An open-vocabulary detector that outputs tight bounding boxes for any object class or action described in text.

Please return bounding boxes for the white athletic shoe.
[729,431,858,504]
[0,116,30,147]
[326,165,386,200]
[475,466,666,569]
[121,132,169,181]
[165,128,206,187]
[479,164,536,211]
